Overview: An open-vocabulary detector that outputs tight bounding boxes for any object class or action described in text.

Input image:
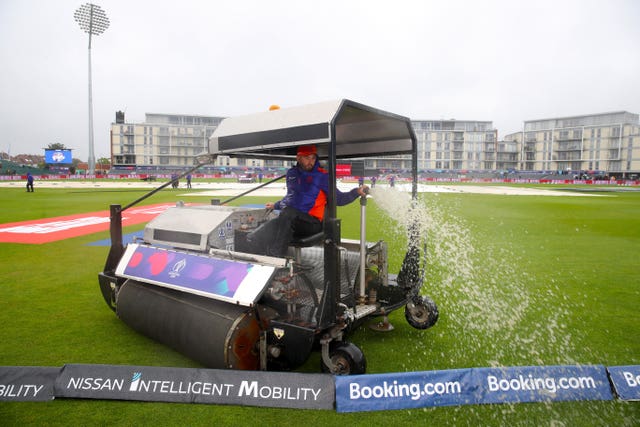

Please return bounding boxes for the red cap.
[296,145,317,156]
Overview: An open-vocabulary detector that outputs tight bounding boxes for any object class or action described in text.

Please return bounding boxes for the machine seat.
[289,231,325,248]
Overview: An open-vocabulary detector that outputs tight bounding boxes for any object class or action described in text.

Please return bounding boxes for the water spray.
[358,187,370,305]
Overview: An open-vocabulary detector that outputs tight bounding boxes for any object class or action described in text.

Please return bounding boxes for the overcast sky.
[1,0,639,161]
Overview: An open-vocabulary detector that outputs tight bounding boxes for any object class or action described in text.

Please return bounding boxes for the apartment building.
[110,111,224,171]
[411,120,500,172]
[109,110,638,177]
[110,112,499,173]
[505,111,640,177]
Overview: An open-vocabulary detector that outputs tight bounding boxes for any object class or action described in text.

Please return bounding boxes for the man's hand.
[357,185,370,197]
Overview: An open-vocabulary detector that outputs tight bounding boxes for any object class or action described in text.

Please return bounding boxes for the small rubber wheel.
[321,341,366,375]
[405,295,439,329]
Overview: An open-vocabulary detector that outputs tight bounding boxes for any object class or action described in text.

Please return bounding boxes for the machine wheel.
[321,341,366,375]
[405,295,439,329]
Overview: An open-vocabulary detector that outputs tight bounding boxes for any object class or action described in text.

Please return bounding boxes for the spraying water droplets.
[370,185,576,366]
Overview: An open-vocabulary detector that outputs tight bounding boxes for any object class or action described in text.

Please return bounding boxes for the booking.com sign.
[335,365,614,412]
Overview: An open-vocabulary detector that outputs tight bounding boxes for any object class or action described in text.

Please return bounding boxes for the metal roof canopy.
[209,98,418,217]
[208,99,417,160]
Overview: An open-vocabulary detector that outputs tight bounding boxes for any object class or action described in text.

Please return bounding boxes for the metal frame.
[207,99,418,329]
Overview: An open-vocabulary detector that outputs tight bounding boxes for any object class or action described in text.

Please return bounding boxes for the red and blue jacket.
[274,160,360,221]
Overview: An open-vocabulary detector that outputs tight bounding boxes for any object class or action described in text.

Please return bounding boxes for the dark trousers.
[247,207,322,257]
[26,182,33,192]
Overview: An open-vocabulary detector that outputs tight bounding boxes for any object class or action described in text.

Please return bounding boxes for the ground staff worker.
[26,172,34,192]
[247,144,368,257]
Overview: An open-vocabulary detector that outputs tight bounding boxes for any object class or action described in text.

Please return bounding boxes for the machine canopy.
[208,99,417,160]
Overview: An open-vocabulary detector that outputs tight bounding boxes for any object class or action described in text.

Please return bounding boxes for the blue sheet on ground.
[87,230,144,246]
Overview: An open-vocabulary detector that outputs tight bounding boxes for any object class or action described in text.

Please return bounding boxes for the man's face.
[297,154,316,171]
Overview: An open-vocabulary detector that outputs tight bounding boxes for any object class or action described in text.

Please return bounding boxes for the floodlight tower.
[74,3,109,175]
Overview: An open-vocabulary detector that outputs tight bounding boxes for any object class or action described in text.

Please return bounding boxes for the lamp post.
[74,3,109,176]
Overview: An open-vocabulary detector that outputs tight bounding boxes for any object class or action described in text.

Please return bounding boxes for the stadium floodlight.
[74,3,109,175]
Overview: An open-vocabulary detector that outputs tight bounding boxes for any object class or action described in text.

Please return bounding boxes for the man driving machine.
[247,144,368,257]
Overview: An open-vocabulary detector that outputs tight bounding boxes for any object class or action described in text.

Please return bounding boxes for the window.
[612,126,621,137]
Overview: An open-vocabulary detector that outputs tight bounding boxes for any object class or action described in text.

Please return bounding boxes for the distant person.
[171,173,179,189]
[371,176,377,188]
[389,175,395,188]
[26,172,34,192]
[358,176,364,186]
[186,174,192,188]
[247,145,368,257]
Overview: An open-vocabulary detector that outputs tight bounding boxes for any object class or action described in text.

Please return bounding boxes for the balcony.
[556,143,581,152]
[497,154,518,161]
[556,153,582,161]
[555,131,582,142]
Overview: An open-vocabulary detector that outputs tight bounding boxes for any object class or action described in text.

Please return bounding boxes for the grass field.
[0,183,639,426]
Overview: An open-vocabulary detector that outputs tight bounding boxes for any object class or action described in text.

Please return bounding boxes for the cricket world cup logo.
[169,258,187,278]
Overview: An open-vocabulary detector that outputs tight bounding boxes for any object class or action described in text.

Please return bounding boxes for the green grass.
[1,184,639,425]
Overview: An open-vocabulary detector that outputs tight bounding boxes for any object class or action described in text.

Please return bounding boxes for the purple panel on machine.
[115,244,275,306]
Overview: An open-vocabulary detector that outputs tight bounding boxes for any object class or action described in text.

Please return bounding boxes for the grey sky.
[1,0,639,162]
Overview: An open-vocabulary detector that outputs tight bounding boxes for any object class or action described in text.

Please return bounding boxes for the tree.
[47,143,67,150]
[97,157,111,166]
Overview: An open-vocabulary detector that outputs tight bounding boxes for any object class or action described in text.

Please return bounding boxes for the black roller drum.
[117,280,260,369]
